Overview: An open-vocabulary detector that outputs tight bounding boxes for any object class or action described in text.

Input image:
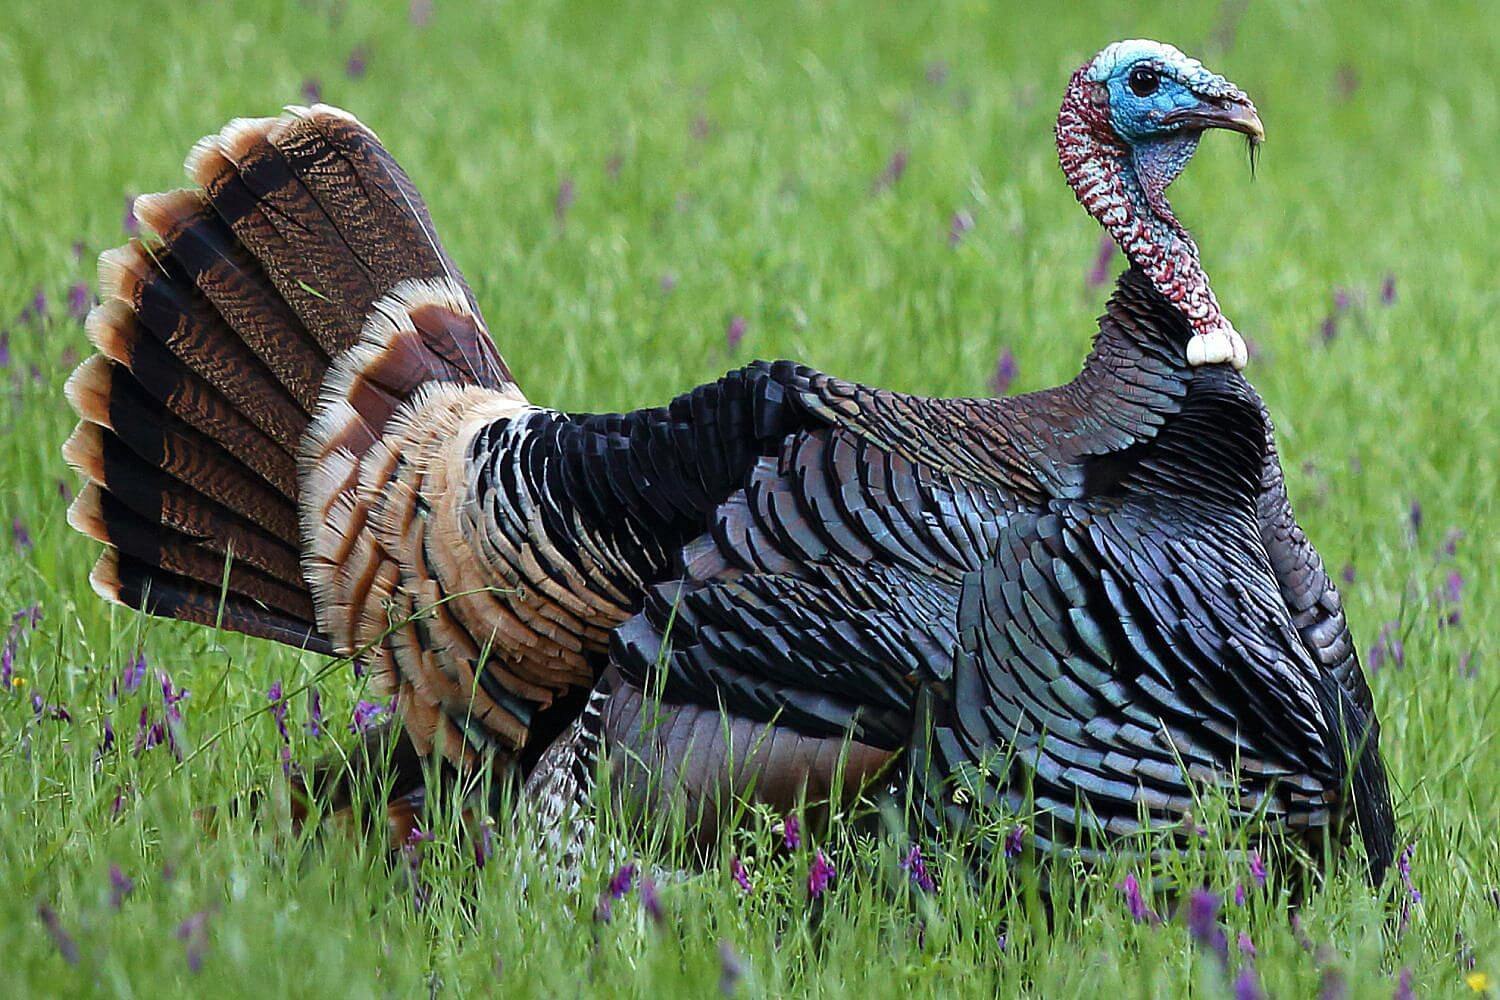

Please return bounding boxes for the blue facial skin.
[1104,67,1211,144]
[1103,62,1216,197]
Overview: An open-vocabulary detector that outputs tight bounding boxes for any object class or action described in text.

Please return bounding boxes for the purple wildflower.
[554,176,575,225]
[110,788,128,818]
[1340,563,1356,586]
[1408,500,1423,537]
[726,315,747,351]
[730,856,752,893]
[781,814,801,851]
[1004,824,1025,858]
[32,692,72,722]
[474,818,495,869]
[640,876,664,925]
[1249,851,1267,888]
[659,271,678,293]
[0,607,35,689]
[0,330,8,368]
[718,940,744,995]
[807,849,836,899]
[870,149,909,195]
[305,686,323,738]
[989,347,1018,395]
[1234,883,1247,907]
[160,672,187,719]
[1369,622,1404,672]
[1397,843,1421,933]
[996,932,1007,951]
[123,195,139,235]
[134,705,165,753]
[1087,234,1116,288]
[1319,313,1339,344]
[1443,569,1464,603]
[345,46,369,79]
[1442,528,1464,557]
[1380,274,1397,306]
[37,903,79,965]
[267,680,289,741]
[1334,287,1353,312]
[924,60,949,87]
[96,717,116,760]
[1441,569,1465,626]
[1392,968,1414,1000]
[119,653,146,698]
[1119,872,1158,924]
[350,698,389,734]
[1185,888,1229,962]
[1238,930,1257,957]
[300,77,322,104]
[607,863,637,900]
[1319,966,1349,1000]
[25,286,48,322]
[900,844,936,892]
[12,517,33,552]
[1455,930,1475,971]
[948,209,974,248]
[109,864,135,909]
[409,0,433,27]
[402,827,433,912]
[1233,966,1265,1000]
[67,282,92,321]
[175,909,212,973]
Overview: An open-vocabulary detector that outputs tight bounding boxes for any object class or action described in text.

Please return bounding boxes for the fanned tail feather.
[63,104,511,656]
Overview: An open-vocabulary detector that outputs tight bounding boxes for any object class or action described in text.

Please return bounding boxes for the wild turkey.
[63,40,1394,881]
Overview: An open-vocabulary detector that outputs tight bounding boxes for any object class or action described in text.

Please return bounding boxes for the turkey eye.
[1128,66,1160,97]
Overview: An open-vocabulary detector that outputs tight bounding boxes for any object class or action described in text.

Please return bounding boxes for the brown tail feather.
[65,104,509,653]
[63,421,303,587]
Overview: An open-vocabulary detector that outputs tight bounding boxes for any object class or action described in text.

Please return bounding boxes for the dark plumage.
[63,39,1394,885]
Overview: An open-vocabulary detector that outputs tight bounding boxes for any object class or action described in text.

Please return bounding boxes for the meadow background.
[1,0,1495,995]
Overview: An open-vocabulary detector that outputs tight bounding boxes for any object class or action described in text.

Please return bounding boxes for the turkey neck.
[1055,68,1234,351]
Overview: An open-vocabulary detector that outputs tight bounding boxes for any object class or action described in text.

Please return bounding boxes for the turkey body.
[63,104,1393,882]
[536,275,1394,881]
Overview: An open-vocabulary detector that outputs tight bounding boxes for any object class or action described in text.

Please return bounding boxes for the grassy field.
[1,0,1496,995]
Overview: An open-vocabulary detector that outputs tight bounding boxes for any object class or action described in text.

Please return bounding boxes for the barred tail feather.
[64,104,510,656]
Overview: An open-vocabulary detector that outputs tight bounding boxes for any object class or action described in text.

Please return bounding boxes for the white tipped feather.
[217,116,278,164]
[64,355,113,428]
[62,422,106,483]
[84,299,135,362]
[96,245,146,303]
[89,550,123,604]
[183,134,222,185]
[67,483,107,542]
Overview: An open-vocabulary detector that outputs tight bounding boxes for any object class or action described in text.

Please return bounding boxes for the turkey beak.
[1164,96,1265,143]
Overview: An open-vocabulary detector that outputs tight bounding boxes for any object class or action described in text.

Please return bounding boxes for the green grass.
[2,0,1496,994]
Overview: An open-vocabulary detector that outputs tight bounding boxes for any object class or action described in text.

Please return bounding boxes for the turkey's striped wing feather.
[923,498,1357,859]
[590,561,957,840]
[615,561,960,750]
[1254,412,1372,714]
